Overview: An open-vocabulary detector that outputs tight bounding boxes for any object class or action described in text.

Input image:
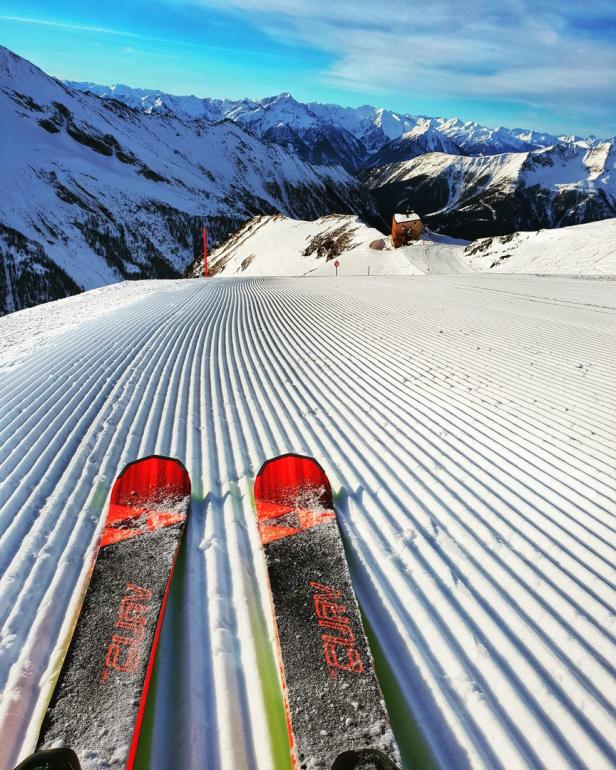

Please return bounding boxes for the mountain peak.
[264,91,299,107]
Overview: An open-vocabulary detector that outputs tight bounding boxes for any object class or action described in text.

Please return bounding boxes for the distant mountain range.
[67,82,605,170]
[0,44,614,314]
[66,81,616,239]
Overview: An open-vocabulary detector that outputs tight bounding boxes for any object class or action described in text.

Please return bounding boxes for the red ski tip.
[101,456,191,548]
[112,455,191,507]
[254,454,334,545]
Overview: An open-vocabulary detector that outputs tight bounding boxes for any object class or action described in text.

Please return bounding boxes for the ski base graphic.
[31,456,191,770]
[255,454,401,770]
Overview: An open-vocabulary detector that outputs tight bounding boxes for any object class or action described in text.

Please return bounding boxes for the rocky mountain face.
[362,141,616,239]
[0,48,381,314]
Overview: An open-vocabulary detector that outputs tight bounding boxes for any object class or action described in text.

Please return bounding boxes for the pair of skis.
[15,455,401,770]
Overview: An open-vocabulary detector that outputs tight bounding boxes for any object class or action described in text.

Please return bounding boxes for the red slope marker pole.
[202,225,208,278]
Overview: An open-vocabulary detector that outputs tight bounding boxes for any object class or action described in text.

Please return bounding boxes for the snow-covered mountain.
[0,47,380,314]
[67,81,613,237]
[366,122,463,167]
[432,119,563,155]
[2,43,613,315]
[67,87,372,171]
[68,81,603,166]
[363,141,616,239]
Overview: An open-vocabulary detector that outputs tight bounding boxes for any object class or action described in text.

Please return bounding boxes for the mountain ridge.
[0,45,380,314]
[67,79,607,167]
[362,142,616,239]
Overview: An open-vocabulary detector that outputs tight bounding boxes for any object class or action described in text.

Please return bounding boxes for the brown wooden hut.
[392,212,424,247]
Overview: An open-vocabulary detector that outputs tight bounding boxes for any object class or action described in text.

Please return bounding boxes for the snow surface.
[0,275,615,770]
[198,215,616,279]
[202,215,423,277]
[464,219,616,275]
[0,280,183,370]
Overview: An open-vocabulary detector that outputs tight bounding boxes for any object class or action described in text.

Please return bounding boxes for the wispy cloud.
[0,13,284,59]
[189,0,616,128]
[0,15,142,37]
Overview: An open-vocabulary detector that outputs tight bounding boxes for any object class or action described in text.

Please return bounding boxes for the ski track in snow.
[0,275,615,770]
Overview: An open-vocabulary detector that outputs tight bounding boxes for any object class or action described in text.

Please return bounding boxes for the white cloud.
[188,0,616,128]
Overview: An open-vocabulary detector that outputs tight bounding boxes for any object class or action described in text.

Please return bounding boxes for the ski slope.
[201,214,616,280]
[205,215,423,277]
[400,239,472,275]
[0,275,615,770]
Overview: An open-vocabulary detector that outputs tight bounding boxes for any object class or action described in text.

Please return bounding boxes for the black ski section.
[255,454,401,770]
[22,456,191,770]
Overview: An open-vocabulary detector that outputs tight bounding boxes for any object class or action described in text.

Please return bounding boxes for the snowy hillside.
[195,214,423,277]
[0,47,379,314]
[0,275,615,770]
[463,218,616,275]
[199,215,616,278]
[363,143,616,239]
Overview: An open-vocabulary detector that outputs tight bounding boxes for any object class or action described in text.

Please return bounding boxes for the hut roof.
[394,211,419,224]
[393,212,421,223]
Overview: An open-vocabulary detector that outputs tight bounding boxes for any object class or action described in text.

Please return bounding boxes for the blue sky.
[1,0,615,137]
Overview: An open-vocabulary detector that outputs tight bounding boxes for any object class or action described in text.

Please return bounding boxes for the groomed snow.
[0,275,615,770]
[0,280,184,370]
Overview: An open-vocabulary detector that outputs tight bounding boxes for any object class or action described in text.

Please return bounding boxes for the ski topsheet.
[33,456,191,770]
[254,454,401,770]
